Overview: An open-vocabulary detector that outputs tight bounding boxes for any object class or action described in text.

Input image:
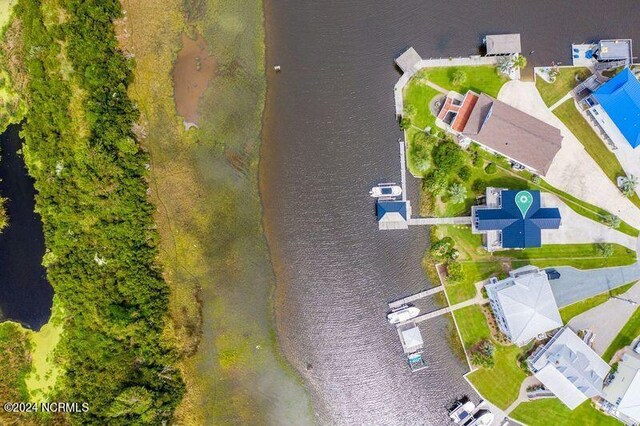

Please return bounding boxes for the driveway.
[497,81,640,229]
[568,282,640,355]
[550,264,640,307]
[540,192,638,251]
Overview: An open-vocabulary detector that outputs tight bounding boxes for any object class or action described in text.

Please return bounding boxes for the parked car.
[634,339,640,354]
[545,268,561,280]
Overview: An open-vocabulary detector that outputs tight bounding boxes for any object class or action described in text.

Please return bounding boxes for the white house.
[528,327,611,410]
[602,351,640,424]
[485,265,562,346]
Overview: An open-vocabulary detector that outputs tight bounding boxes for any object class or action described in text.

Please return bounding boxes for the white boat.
[465,409,494,426]
[370,183,402,198]
[449,397,476,424]
[387,306,420,324]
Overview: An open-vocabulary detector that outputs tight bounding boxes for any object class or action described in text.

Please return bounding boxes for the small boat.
[370,183,402,198]
[387,306,420,324]
[448,397,476,424]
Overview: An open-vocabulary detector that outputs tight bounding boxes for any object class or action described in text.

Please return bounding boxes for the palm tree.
[448,183,467,204]
[620,174,639,197]
[511,54,527,69]
[496,56,512,74]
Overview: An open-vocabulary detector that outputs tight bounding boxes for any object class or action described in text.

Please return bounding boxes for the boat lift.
[397,322,428,372]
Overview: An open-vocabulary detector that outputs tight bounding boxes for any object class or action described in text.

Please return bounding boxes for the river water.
[261,1,640,424]
[0,124,52,330]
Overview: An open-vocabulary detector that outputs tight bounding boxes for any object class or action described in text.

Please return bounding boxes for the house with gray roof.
[485,265,562,347]
[461,93,563,175]
[528,326,611,410]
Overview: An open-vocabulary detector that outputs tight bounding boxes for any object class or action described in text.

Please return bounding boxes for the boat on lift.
[387,305,420,324]
[448,397,476,424]
[370,182,402,198]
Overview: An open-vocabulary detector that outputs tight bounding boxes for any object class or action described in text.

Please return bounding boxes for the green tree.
[458,165,471,182]
[470,339,495,368]
[446,260,464,282]
[430,237,455,260]
[0,197,7,233]
[423,169,448,196]
[448,182,467,204]
[432,140,464,173]
[484,162,497,174]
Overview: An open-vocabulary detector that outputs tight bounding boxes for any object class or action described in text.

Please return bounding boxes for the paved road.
[550,264,640,307]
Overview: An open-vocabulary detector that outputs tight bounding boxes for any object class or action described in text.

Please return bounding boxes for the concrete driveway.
[550,264,640,307]
[568,282,640,355]
[540,192,638,251]
[497,81,640,229]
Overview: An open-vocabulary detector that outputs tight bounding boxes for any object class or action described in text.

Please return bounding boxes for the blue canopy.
[593,68,640,148]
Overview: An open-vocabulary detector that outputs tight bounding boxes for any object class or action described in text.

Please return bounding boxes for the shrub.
[446,261,464,282]
[470,339,495,368]
[458,165,471,182]
[448,182,467,204]
[409,135,433,174]
[432,140,464,174]
[484,162,497,174]
[451,70,467,86]
[531,175,541,184]
[471,152,482,167]
[0,197,7,233]
[603,214,621,230]
[471,179,487,194]
[400,116,411,130]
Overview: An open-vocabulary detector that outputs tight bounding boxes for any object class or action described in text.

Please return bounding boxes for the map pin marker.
[515,191,533,218]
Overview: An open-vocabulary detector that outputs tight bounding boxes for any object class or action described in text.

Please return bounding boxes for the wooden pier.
[388,286,444,310]
[407,216,472,226]
[399,139,407,201]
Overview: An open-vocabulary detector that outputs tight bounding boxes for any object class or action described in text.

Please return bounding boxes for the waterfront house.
[437,92,563,175]
[471,188,561,251]
[528,326,611,410]
[377,200,408,230]
[585,67,640,149]
[602,351,640,425]
[485,265,562,347]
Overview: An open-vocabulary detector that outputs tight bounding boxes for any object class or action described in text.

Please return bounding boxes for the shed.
[395,47,422,73]
[485,34,522,55]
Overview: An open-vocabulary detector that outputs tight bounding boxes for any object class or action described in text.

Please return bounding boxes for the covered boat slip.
[397,322,428,372]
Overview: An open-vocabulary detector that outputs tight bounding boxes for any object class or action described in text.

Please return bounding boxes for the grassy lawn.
[453,305,491,348]
[403,70,442,131]
[424,66,508,98]
[467,344,528,410]
[499,243,637,270]
[553,99,640,210]
[535,67,591,107]
[560,281,637,323]
[603,306,640,362]
[511,399,621,426]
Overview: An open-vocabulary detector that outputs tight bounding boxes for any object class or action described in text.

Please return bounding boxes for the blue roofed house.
[472,188,561,251]
[586,67,640,148]
[377,200,408,230]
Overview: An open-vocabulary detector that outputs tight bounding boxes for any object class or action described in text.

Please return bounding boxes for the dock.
[388,286,443,310]
[408,216,472,226]
[399,139,407,201]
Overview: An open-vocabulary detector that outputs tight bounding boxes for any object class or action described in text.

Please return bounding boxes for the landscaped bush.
[458,165,471,182]
[484,162,497,174]
[471,179,487,194]
[470,339,496,368]
[531,175,541,184]
[400,116,411,130]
